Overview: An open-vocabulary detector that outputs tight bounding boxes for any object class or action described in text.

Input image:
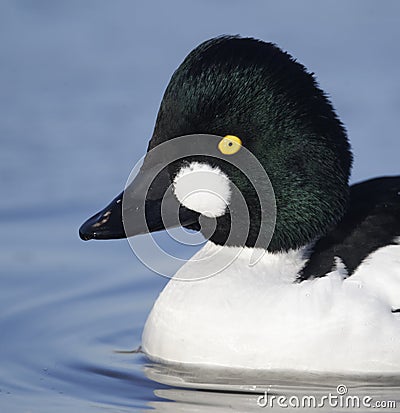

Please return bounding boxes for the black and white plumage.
[80,36,400,372]
[300,176,400,281]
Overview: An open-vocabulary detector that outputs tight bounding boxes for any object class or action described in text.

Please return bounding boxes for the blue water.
[1,1,400,411]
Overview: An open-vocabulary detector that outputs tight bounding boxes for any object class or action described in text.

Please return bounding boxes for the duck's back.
[300,176,400,282]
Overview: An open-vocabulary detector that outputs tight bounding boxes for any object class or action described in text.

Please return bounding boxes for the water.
[1,1,400,411]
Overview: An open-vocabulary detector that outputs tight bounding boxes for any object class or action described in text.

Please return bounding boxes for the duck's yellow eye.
[218,135,242,155]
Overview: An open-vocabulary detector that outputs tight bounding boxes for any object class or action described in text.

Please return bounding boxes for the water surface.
[1,1,400,411]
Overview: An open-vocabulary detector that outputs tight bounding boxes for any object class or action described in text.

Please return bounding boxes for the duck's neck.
[172,241,310,286]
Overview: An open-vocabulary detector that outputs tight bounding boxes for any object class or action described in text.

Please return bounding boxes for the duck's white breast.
[142,241,400,372]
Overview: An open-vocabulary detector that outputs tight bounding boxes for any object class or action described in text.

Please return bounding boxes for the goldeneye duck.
[79,36,400,373]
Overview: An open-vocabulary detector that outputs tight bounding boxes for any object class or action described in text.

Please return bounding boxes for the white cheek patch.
[173,162,231,218]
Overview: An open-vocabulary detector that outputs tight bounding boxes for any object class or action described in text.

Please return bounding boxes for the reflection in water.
[144,361,400,412]
[3,1,400,411]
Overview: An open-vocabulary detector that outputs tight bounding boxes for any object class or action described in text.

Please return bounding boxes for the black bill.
[79,161,199,241]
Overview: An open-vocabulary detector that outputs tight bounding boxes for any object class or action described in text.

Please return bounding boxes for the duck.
[79,36,400,373]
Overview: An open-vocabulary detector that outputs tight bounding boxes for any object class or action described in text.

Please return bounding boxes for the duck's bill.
[79,166,200,241]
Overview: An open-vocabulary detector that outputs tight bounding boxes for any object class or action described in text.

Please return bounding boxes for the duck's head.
[79,36,352,252]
